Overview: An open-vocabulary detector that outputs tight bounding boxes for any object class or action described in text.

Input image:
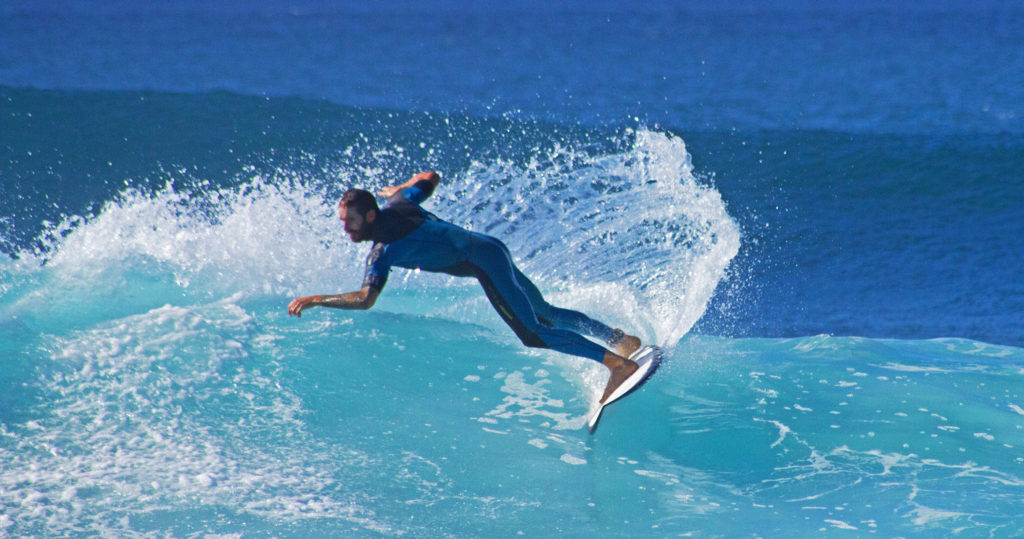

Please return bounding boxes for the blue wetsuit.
[361,180,616,363]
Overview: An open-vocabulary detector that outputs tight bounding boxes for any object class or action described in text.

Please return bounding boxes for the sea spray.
[430,129,740,348]
[7,128,738,351]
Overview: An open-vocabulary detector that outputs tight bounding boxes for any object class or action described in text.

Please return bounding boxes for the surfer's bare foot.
[600,354,639,404]
[614,334,642,358]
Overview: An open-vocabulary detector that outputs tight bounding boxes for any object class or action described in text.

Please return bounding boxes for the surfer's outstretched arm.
[288,286,380,316]
[378,171,440,199]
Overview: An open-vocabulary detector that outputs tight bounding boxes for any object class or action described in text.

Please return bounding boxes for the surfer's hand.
[377,185,402,198]
[379,172,438,199]
[288,296,320,317]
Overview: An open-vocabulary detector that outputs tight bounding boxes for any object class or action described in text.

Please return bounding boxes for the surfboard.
[586,345,663,434]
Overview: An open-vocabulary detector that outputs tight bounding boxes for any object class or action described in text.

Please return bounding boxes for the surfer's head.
[339,189,378,242]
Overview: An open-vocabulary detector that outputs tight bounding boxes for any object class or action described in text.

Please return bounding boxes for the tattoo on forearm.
[322,292,366,309]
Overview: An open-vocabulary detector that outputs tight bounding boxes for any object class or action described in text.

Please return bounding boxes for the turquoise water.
[3,1,1024,536]
[5,287,1023,534]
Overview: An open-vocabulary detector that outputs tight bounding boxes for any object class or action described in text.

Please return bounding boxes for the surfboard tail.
[586,406,604,433]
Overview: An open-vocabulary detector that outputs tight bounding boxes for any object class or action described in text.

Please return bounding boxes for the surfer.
[288,171,643,403]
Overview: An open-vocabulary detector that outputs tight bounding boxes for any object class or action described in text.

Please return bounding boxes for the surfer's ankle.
[615,335,642,358]
[608,329,642,358]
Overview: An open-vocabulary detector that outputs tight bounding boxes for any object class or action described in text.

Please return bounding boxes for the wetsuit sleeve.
[362,243,390,291]
[401,179,437,205]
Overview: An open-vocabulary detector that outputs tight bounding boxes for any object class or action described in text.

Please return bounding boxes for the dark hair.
[339,188,379,216]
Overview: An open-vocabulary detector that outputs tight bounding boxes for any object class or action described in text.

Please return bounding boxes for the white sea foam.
[0,299,395,536]
[754,418,792,448]
[824,519,858,530]
[20,175,361,305]
[483,370,577,430]
[560,454,587,466]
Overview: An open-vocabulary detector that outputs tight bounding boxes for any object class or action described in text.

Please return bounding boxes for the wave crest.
[7,128,739,348]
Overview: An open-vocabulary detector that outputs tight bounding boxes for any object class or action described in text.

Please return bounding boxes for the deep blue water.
[2,1,1023,536]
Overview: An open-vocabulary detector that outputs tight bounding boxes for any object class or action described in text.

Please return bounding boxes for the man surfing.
[287,171,643,403]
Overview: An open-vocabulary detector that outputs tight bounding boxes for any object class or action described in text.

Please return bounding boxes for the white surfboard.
[586,345,663,434]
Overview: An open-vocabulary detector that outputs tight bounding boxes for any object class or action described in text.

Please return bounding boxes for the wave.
[4,307,1023,536]
[2,121,737,349]
[6,87,1022,346]
[3,102,1022,532]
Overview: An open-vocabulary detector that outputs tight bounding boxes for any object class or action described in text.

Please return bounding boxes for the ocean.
[2,1,1023,536]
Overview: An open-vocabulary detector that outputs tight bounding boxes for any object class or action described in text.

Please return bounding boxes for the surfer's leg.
[468,236,639,402]
[607,329,643,359]
[510,264,642,357]
[469,238,607,363]
[478,262,636,400]
[510,265,609,334]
